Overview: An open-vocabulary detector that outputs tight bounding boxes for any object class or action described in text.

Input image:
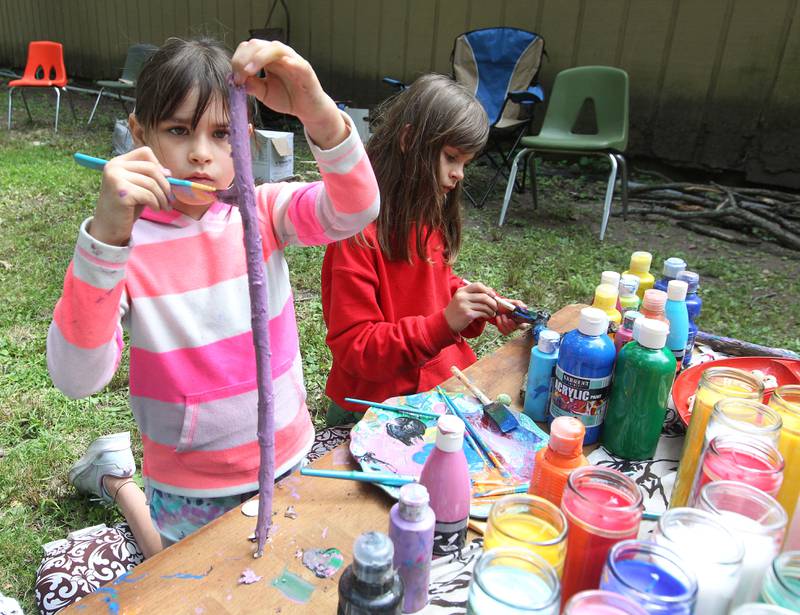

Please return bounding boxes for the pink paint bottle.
[420,415,471,556]
[613,310,643,354]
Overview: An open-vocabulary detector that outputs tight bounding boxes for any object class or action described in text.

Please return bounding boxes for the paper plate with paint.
[349,390,549,518]
[672,356,800,425]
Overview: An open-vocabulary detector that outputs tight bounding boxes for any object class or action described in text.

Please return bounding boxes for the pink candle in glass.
[690,434,784,505]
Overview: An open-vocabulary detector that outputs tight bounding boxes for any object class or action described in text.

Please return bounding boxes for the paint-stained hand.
[231,39,348,149]
[495,298,528,335]
[89,147,173,246]
[445,282,498,333]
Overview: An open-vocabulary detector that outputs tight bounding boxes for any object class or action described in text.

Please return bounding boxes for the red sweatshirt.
[322,224,486,414]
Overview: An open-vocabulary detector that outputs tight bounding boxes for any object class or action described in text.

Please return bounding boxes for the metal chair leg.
[7,87,13,129]
[599,153,619,241]
[53,87,61,132]
[615,153,629,221]
[66,88,77,121]
[88,87,104,125]
[20,90,33,123]
[498,148,530,226]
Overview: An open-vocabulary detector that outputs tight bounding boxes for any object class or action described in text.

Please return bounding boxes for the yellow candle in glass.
[670,368,763,508]
[771,385,800,522]
[483,494,568,575]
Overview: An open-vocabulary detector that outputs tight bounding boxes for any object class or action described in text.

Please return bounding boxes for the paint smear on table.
[271,567,315,603]
[161,566,212,580]
[302,548,344,578]
[238,568,263,585]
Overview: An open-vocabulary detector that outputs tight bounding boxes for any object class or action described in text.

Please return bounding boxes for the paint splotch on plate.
[349,390,549,518]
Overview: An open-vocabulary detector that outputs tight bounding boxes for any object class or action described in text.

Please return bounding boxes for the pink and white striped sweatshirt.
[47,117,379,497]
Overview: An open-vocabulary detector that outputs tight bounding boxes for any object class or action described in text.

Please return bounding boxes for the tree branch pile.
[621,181,800,251]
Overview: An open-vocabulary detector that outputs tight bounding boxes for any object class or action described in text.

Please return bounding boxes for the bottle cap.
[398,483,430,522]
[600,271,621,288]
[667,279,688,302]
[435,414,465,453]
[622,310,643,330]
[353,531,395,584]
[636,318,669,349]
[662,257,687,278]
[642,289,667,313]
[618,274,640,297]
[549,416,585,456]
[537,329,561,354]
[578,307,609,337]
[593,283,619,310]
[677,270,700,293]
[628,251,652,274]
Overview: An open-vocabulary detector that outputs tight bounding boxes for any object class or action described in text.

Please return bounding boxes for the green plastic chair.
[498,66,629,240]
[87,43,157,125]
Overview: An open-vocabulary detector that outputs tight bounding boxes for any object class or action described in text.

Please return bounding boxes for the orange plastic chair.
[8,41,76,132]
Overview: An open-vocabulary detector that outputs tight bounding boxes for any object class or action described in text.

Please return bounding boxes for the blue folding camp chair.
[452,27,546,207]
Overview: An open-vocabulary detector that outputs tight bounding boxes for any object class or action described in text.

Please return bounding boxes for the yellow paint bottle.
[623,251,655,299]
[771,385,800,523]
[592,284,622,338]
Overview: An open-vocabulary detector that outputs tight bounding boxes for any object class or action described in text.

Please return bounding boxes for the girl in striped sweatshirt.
[47,37,379,549]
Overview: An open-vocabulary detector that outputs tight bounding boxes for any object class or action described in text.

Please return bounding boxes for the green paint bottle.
[601,318,676,459]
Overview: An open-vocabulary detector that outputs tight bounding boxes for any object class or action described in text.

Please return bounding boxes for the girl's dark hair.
[367,73,489,263]
[134,37,233,131]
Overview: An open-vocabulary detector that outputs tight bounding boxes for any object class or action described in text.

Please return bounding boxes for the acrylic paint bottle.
[617,274,641,315]
[389,483,435,613]
[602,318,676,460]
[419,415,471,556]
[639,288,670,330]
[549,307,616,445]
[614,310,643,354]
[622,251,655,299]
[653,256,687,292]
[591,284,622,332]
[665,279,690,369]
[338,531,404,615]
[529,416,589,506]
[677,270,702,369]
[600,270,621,289]
[524,329,562,422]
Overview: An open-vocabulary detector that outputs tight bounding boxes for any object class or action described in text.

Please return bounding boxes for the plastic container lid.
[593,283,619,310]
[618,274,640,297]
[621,310,643,330]
[435,414,465,453]
[642,289,667,312]
[353,531,395,584]
[636,318,669,349]
[549,416,585,456]
[600,271,621,288]
[628,251,652,273]
[537,329,561,354]
[662,257,687,278]
[578,307,610,337]
[398,483,430,522]
[667,279,688,302]
[677,270,700,293]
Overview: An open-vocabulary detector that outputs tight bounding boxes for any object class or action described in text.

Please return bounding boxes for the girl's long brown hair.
[367,74,489,263]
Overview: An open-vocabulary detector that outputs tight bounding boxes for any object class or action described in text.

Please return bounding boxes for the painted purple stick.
[227,79,276,558]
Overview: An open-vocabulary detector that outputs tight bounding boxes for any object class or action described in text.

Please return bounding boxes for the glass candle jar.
[730,605,798,614]
[484,494,568,576]
[560,466,643,604]
[761,551,800,610]
[671,368,763,507]
[467,547,560,615]
[689,434,784,505]
[599,540,697,614]
[697,481,788,609]
[563,589,647,614]
[653,507,744,615]
[770,386,800,524]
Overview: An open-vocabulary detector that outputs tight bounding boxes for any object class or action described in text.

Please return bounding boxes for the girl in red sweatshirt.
[322,74,525,426]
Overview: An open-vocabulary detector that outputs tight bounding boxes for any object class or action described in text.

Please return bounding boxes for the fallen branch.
[676,221,760,245]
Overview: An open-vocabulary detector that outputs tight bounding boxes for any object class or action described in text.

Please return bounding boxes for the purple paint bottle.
[389,483,435,613]
[420,415,471,556]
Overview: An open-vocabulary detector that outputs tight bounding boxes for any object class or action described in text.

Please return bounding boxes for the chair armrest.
[509,85,545,104]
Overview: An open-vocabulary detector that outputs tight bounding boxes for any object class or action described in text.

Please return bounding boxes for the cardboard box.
[252,129,294,183]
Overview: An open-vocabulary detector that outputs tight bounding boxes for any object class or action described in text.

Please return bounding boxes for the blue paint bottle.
[653,257,687,292]
[549,307,616,445]
[665,280,690,370]
[677,270,702,369]
[523,329,561,422]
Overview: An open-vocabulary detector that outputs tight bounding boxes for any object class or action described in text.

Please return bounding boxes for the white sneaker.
[68,432,135,504]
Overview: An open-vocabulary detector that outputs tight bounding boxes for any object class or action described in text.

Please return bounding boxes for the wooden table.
[64,306,584,614]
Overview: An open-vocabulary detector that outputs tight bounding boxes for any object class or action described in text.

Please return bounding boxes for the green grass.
[1,84,799,611]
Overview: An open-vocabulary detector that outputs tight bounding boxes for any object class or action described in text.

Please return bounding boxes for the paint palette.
[349,390,549,519]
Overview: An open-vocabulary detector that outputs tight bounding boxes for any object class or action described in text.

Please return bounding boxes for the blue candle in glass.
[600,540,697,614]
